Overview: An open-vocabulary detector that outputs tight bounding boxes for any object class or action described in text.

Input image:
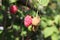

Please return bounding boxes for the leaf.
[40,20,47,28]
[51,33,59,40]
[25,10,37,17]
[0,14,3,20]
[13,25,20,31]
[54,15,60,24]
[58,34,60,40]
[28,25,32,31]
[0,30,3,34]
[39,0,50,6]
[40,16,48,28]
[31,0,49,10]
[41,16,48,22]
[15,37,19,40]
[57,0,60,2]
[47,20,55,26]
[52,26,59,34]
[43,26,59,38]
[21,31,27,36]
[43,27,54,38]
[1,5,5,10]
[9,0,17,3]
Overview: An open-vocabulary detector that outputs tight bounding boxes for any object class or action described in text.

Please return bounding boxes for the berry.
[10,5,18,14]
[24,15,32,27]
[32,16,40,26]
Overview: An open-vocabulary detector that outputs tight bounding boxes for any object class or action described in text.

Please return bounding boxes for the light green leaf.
[39,0,50,6]
[41,16,48,22]
[32,0,49,10]
[51,33,59,40]
[28,25,32,31]
[40,20,47,28]
[58,35,60,40]
[57,0,60,2]
[43,26,59,38]
[43,27,54,38]
[21,31,27,36]
[15,37,19,40]
[0,30,3,34]
[47,20,55,26]
[54,15,60,24]
[13,25,20,31]
[9,0,17,3]
[52,26,59,34]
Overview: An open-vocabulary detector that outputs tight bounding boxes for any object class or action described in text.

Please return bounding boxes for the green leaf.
[32,0,49,10]
[1,5,5,10]
[57,0,60,2]
[9,0,17,3]
[15,37,19,40]
[43,26,59,38]
[0,14,3,20]
[51,33,59,40]
[40,16,48,28]
[0,30,3,34]
[39,0,50,6]
[54,15,60,24]
[40,20,47,28]
[41,16,48,22]
[21,31,27,36]
[28,25,32,31]
[58,34,60,40]
[52,26,59,34]
[13,25,20,31]
[25,10,37,17]
[47,20,55,26]
[43,27,54,38]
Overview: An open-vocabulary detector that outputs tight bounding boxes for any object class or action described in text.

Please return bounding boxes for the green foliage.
[21,31,27,37]
[54,15,60,24]
[32,0,50,10]
[0,0,60,40]
[39,0,50,6]
[13,25,20,31]
[9,0,17,3]
[43,26,59,38]
[51,33,59,40]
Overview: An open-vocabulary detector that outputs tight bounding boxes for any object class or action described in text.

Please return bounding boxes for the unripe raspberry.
[32,16,40,26]
[24,15,32,27]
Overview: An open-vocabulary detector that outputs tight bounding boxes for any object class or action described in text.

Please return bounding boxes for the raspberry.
[32,16,40,26]
[10,5,18,14]
[24,15,32,27]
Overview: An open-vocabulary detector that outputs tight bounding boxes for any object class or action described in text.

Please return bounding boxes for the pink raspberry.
[24,15,32,27]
